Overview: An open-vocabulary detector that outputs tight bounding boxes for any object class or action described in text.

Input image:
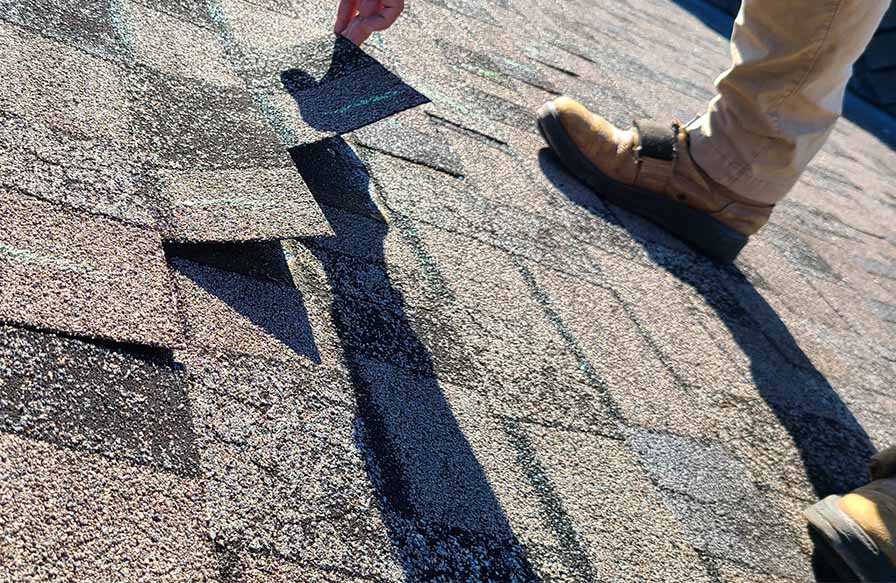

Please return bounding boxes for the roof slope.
[2,0,896,581]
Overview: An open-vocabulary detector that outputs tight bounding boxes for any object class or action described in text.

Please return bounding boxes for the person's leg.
[689,0,891,205]
[536,0,890,261]
[805,446,896,581]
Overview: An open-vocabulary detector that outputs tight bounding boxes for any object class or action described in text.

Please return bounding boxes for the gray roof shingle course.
[0,190,178,347]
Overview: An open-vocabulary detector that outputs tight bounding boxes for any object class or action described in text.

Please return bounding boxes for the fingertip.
[342,22,371,46]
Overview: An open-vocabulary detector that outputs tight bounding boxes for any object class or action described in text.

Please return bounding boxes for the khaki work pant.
[687,0,891,205]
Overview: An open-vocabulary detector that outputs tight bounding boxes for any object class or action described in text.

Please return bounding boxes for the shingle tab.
[353,114,465,177]
[0,190,178,347]
[0,112,157,227]
[0,434,215,580]
[117,0,242,88]
[0,324,197,475]
[127,68,331,241]
[127,68,285,171]
[180,349,403,579]
[236,35,429,143]
[0,23,128,140]
[170,257,333,365]
[152,166,331,242]
[0,0,120,58]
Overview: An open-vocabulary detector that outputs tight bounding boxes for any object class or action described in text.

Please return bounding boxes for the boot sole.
[536,101,748,263]
[804,495,895,582]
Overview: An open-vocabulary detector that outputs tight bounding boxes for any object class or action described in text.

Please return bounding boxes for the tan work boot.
[536,96,774,262]
[805,447,896,582]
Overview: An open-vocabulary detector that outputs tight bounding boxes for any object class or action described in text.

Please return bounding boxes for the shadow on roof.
[278,35,428,136]
[289,137,545,579]
[538,147,877,581]
[167,240,322,365]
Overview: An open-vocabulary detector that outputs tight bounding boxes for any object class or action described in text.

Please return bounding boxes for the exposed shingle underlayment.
[1,0,895,580]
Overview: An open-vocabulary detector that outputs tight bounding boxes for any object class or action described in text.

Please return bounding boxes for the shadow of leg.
[538,147,878,580]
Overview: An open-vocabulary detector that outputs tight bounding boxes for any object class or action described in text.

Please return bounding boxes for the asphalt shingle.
[0,0,120,58]
[116,0,242,89]
[0,434,215,580]
[1,0,894,580]
[152,166,330,242]
[0,22,127,139]
[180,349,404,580]
[235,35,430,143]
[127,67,331,241]
[0,112,155,226]
[170,256,336,366]
[0,324,196,475]
[0,190,177,347]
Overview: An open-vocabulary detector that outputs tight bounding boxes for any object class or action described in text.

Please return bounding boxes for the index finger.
[366,0,404,31]
[335,0,359,33]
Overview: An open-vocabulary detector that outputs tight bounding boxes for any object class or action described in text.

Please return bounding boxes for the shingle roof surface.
[1,0,895,581]
[0,189,178,346]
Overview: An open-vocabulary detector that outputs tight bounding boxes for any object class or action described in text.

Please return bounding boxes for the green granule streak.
[460,63,501,78]
[176,198,274,209]
[326,89,404,115]
[0,242,92,274]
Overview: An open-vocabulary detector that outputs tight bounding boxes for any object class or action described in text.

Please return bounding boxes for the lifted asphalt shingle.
[0,190,178,347]
[235,35,429,143]
[127,68,330,241]
[151,166,331,242]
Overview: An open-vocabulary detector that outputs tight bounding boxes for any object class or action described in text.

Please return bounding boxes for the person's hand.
[335,0,404,46]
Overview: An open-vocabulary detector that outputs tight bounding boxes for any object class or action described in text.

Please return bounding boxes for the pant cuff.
[686,116,796,205]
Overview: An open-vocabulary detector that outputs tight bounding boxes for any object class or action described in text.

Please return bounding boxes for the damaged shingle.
[234,35,429,143]
[125,66,332,241]
[150,166,330,242]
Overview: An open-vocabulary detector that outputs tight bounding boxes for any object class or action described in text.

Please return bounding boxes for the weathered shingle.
[0,324,195,474]
[0,190,178,347]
